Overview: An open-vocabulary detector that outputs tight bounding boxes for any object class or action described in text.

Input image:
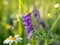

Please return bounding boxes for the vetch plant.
[22,13,33,39]
[22,6,48,40]
[3,35,22,45]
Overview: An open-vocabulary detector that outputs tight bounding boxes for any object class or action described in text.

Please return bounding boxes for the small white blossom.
[27,43,31,45]
[15,15,19,19]
[15,15,20,21]
[54,3,59,8]
[3,1,9,6]
[3,35,22,45]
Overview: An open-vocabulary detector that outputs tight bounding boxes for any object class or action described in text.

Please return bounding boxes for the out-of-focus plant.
[3,35,22,45]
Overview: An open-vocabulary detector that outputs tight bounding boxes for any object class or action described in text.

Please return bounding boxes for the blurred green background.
[0,0,60,45]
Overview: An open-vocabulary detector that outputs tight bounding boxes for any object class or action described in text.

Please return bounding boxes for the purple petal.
[26,33,32,39]
[23,22,28,26]
[37,18,48,30]
[33,7,40,18]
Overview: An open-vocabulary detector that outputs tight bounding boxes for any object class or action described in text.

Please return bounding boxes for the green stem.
[15,43,18,45]
[9,43,11,45]
[33,28,41,38]
[36,39,40,45]
[44,39,48,45]
[50,16,60,32]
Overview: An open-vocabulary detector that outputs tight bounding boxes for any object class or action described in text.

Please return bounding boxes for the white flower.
[3,35,22,45]
[27,43,31,45]
[54,3,59,8]
[3,1,9,6]
[15,15,20,21]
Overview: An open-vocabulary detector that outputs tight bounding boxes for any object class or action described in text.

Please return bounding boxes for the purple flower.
[32,7,40,18]
[32,7,48,30]
[22,13,33,39]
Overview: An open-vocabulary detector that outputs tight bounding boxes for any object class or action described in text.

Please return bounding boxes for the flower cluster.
[22,13,33,39]
[22,7,48,39]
